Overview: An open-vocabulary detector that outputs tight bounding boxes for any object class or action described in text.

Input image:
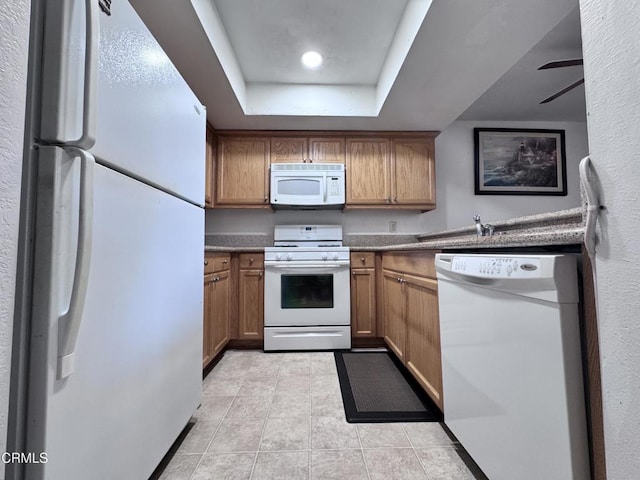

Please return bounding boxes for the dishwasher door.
[435,253,590,480]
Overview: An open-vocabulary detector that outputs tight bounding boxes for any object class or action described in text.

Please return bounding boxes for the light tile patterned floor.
[158,350,486,480]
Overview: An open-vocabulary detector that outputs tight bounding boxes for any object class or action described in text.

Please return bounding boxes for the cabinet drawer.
[351,252,376,268]
[239,253,265,269]
[204,252,231,273]
[381,251,438,278]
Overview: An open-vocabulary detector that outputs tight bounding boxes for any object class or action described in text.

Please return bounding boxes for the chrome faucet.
[473,214,495,237]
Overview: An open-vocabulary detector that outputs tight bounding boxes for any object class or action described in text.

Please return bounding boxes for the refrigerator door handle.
[57,148,95,379]
[68,0,99,149]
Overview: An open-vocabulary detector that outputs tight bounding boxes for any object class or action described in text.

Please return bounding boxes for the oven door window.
[281,274,334,309]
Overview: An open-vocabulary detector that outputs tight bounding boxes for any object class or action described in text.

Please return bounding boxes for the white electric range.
[263,225,351,351]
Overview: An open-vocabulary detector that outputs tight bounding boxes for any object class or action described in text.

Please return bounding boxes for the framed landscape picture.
[474,128,567,195]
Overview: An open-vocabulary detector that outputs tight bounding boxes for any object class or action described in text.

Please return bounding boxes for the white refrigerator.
[10,1,205,479]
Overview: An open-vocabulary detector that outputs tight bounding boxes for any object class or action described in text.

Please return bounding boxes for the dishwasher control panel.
[451,256,541,278]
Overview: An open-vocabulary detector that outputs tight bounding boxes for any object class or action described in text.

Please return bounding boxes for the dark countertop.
[204,207,585,252]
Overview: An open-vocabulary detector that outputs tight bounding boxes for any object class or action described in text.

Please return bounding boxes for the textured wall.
[422,120,589,232]
[579,1,640,477]
[0,0,30,468]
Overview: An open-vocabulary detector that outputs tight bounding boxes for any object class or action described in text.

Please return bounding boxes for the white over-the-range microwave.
[270,163,346,208]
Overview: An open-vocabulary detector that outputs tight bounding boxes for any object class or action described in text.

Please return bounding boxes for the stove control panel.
[265,247,350,263]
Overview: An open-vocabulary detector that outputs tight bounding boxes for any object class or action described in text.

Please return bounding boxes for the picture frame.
[474,128,567,195]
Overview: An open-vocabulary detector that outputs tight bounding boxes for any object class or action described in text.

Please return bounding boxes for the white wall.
[206,120,588,235]
[421,120,589,232]
[579,1,640,478]
[0,0,30,471]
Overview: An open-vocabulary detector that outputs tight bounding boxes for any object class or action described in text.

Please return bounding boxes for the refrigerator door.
[27,147,203,480]
[40,0,206,205]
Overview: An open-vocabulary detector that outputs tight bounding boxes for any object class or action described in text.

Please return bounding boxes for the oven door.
[264,262,350,326]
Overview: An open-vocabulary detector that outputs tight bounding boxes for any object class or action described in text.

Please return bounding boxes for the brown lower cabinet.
[203,253,230,368]
[350,252,377,337]
[237,253,264,339]
[381,251,443,410]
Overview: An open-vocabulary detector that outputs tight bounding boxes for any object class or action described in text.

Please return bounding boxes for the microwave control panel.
[328,177,341,197]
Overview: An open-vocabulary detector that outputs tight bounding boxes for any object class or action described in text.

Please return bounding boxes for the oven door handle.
[265,263,350,269]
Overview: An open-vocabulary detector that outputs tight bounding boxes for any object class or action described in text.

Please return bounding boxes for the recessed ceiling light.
[301,51,323,69]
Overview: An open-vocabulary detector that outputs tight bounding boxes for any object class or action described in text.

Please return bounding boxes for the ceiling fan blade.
[540,78,585,104]
[538,59,584,70]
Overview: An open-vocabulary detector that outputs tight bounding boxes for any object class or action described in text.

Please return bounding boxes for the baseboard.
[352,337,386,348]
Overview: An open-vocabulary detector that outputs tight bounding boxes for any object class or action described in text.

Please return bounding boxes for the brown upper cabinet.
[212,131,437,210]
[270,137,308,163]
[347,135,436,210]
[216,135,270,208]
[270,136,345,163]
[346,138,391,206]
[392,138,436,207]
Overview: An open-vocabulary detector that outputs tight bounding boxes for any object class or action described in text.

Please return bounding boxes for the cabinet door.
[210,270,230,357]
[382,270,406,361]
[346,138,391,205]
[204,126,215,208]
[351,267,377,337]
[309,137,345,163]
[271,137,308,163]
[391,138,435,207]
[238,268,264,339]
[404,274,443,410]
[216,136,270,206]
[203,274,214,367]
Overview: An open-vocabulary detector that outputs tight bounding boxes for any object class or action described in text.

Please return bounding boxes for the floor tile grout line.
[350,385,372,480]
[401,423,434,480]
[187,360,239,480]
[249,355,284,479]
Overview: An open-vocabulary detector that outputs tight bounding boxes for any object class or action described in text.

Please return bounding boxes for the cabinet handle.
[397,277,401,282]
[222,259,228,264]
[204,260,208,266]
[259,271,263,278]
[249,258,254,264]
[264,196,268,203]
[360,257,365,264]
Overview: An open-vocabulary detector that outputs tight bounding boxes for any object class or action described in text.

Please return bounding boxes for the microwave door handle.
[323,173,328,202]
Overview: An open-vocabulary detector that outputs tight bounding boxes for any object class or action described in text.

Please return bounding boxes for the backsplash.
[205,208,428,235]
[205,234,272,247]
[344,234,418,246]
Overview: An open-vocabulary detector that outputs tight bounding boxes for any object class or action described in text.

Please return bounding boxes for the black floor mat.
[334,351,443,423]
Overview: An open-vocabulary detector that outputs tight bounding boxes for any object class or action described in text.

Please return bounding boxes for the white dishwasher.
[435,254,590,480]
